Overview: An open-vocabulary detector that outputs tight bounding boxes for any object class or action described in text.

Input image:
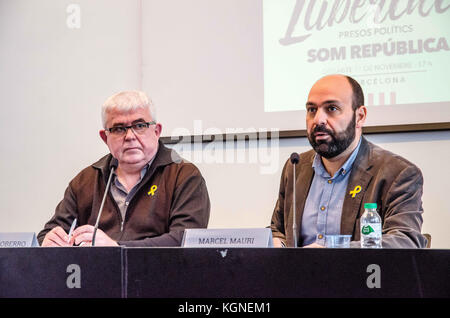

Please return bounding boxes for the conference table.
[0,247,448,299]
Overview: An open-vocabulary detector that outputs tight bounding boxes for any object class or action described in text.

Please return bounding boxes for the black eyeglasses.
[106,121,156,136]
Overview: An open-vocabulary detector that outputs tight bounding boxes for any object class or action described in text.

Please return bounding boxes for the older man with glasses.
[38,91,210,247]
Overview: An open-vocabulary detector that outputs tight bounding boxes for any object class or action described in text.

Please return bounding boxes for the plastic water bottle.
[361,203,382,248]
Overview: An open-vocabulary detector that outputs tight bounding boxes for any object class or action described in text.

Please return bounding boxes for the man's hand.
[303,242,325,248]
[41,226,72,247]
[72,225,119,247]
[273,237,285,248]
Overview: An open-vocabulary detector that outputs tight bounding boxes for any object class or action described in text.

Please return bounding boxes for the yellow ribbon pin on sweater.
[148,185,158,196]
[349,185,361,198]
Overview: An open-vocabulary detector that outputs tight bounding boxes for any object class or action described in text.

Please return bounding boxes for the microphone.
[290,152,300,164]
[92,157,118,246]
[290,153,300,247]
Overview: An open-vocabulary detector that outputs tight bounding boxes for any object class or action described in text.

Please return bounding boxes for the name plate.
[0,232,39,247]
[182,228,273,248]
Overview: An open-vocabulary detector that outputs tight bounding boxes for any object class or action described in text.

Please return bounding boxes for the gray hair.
[101,90,157,128]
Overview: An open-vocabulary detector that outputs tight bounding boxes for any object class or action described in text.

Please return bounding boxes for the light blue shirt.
[301,138,362,246]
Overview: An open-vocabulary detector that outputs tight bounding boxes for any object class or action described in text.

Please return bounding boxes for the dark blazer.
[271,136,428,248]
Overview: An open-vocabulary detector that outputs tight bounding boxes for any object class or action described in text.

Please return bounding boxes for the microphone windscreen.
[290,152,300,164]
[110,157,119,169]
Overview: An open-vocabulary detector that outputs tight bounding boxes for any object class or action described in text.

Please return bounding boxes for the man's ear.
[99,130,108,144]
[355,105,367,129]
[154,123,162,139]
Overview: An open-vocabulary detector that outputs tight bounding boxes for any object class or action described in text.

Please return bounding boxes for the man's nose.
[124,127,137,139]
[313,108,327,126]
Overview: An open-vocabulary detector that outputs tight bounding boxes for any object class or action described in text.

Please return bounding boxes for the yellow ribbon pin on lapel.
[349,185,361,198]
[148,185,158,196]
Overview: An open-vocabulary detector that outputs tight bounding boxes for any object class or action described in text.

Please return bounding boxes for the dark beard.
[307,113,356,159]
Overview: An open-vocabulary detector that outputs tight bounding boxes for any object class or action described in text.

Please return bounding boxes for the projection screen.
[141,0,450,138]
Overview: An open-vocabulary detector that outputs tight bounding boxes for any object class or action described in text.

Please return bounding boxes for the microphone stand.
[293,162,298,248]
[290,153,300,248]
[92,159,117,246]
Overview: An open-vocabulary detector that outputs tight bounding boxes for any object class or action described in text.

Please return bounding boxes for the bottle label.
[361,224,381,237]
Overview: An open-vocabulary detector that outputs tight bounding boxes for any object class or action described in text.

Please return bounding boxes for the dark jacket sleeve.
[118,165,210,247]
[379,164,427,248]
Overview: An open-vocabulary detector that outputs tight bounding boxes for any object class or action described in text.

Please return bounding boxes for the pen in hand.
[67,218,77,244]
